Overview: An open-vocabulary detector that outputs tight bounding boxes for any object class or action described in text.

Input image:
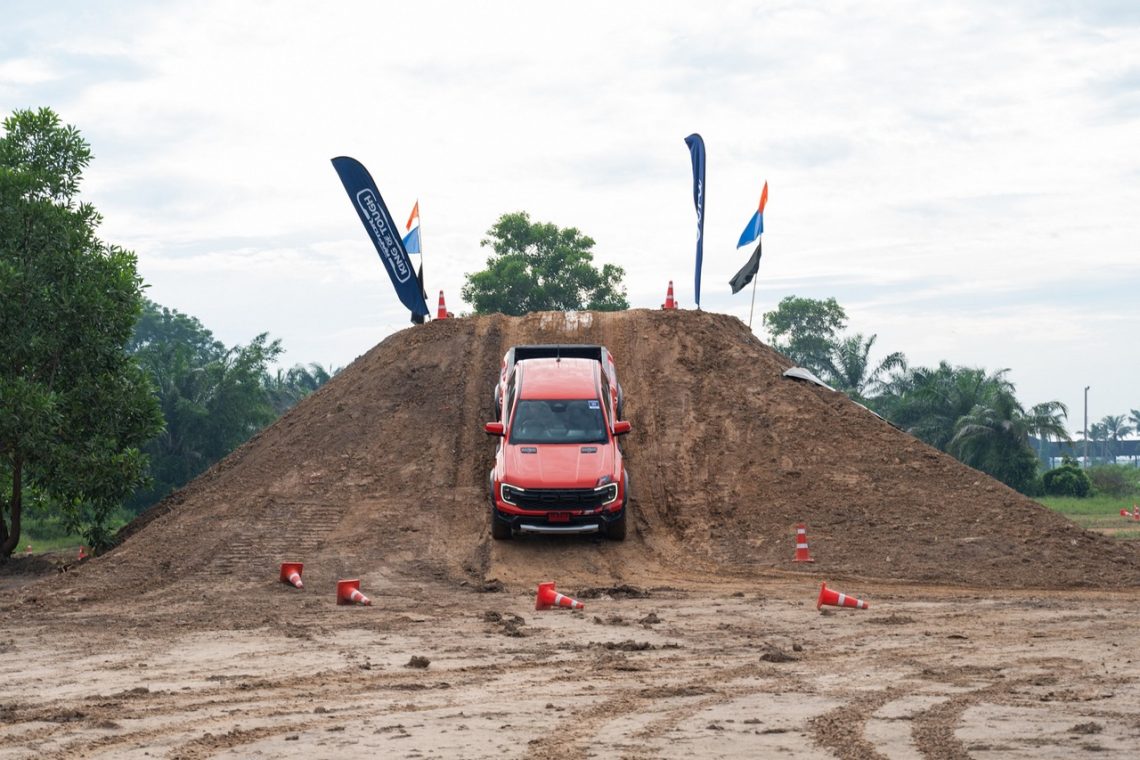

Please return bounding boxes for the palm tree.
[1025,401,1071,463]
[1131,409,1140,465]
[949,386,1059,493]
[883,363,1015,452]
[819,333,906,406]
[264,363,337,415]
[1099,414,1133,463]
[1088,421,1108,465]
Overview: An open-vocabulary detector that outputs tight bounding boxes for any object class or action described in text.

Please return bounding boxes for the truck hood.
[503,443,614,489]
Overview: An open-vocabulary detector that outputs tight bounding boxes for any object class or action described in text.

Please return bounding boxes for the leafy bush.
[1042,461,1092,497]
[1086,465,1140,498]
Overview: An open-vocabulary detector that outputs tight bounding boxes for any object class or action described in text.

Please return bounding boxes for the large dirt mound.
[10,309,1139,623]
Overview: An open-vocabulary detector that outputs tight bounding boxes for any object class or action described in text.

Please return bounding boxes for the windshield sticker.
[588,400,600,409]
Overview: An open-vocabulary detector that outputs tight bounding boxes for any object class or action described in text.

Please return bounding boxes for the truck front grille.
[513,488,606,511]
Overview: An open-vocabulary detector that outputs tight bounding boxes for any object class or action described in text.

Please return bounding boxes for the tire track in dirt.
[208,500,346,581]
[519,661,785,760]
[809,685,914,760]
[449,315,503,492]
[9,659,546,760]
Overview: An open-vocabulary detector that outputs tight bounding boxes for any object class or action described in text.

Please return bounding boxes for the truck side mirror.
[613,420,632,435]
[484,422,505,436]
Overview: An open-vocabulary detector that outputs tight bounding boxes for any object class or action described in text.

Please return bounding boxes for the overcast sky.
[3,0,1138,437]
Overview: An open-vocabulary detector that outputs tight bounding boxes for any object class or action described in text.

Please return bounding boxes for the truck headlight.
[500,483,525,506]
[596,483,619,505]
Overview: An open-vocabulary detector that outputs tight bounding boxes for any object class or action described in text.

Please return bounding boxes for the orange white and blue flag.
[736,181,768,248]
[402,200,421,254]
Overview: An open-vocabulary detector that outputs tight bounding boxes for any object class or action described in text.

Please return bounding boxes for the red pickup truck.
[484,345,631,540]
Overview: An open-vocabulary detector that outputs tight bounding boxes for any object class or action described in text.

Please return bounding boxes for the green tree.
[461,211,628,315]
[949,391,1069,493]
[761,296,847,375]
[1042,457,1091,497]
[881,363,1010,451]
[1088,422,1108,465]
[1098,414,1132,462]
[1129,408,1140,438]
[127,299,284,513]
[265,362,335,415]
[819,332,906,406]
[1,107,163,556]
[1026,401,1071,462]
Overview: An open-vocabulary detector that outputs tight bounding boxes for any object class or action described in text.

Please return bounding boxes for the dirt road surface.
[3,310,1138,758]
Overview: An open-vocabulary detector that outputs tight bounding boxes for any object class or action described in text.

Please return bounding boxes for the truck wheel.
[491,512,512,540]
[606,510,627,541]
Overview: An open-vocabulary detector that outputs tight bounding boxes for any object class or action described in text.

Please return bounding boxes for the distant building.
[1033,438,1140,468]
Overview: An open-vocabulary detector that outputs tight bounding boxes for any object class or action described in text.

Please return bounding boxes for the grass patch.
[15,512,131,556]
[1037,495,1140,539]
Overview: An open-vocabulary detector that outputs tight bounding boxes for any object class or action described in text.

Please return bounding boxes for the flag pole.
[414,200,427,320]
[419,201,425,300]
[748,270,759,330]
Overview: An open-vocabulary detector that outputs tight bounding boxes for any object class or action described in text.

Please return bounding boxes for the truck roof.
[517,358,599,399]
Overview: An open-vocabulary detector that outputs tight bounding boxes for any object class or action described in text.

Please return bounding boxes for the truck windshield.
[510,399,608,444]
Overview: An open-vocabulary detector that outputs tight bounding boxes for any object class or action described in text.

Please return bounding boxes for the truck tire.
[491,512,512,540]
[606,510,627,541]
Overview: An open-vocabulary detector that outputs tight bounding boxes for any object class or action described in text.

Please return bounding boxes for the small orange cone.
[816,582,869,610]
[535,581,584,611]
[280,561,304,589]
[336,579,371,606]
[661,281,677,310]
[792,523,815,563]
[1133,504,1140,521]
[436,290,450,320]
[78,546,88,561]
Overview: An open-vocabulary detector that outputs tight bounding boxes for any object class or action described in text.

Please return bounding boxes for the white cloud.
[4,0,1139,430]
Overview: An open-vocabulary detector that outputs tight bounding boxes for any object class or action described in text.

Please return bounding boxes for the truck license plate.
[548,512,570,523]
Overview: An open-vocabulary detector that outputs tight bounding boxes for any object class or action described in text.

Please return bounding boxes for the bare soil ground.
[2,309,1139,758]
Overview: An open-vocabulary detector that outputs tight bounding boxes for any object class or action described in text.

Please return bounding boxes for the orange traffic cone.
[535,581,584,611]
[1133,504,1139,521]
[792,523,815,563]
[280,561,304,589]
[1122,509,1131,518]
[436,290,449,320]
[336,579,371,606]
[78,546,88,561]
[661,281,677,310]
[816,582,869,610]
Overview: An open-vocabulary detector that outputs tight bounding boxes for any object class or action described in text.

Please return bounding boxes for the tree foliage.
[948,387,1067,494]
[265,363,334,415]
[879,363,1011,451]
[461,211,628,315]
[879,363,1069,493]
[1042,458,1091,497]
[1095,414,1132,462]
[819,333,906,406]
[761,296,847,375]
[127,299,299,513]
[1085,464,1138,498]
[0,108,163,556]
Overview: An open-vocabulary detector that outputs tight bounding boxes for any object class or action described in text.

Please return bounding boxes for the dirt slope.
[9,309,1139,626]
